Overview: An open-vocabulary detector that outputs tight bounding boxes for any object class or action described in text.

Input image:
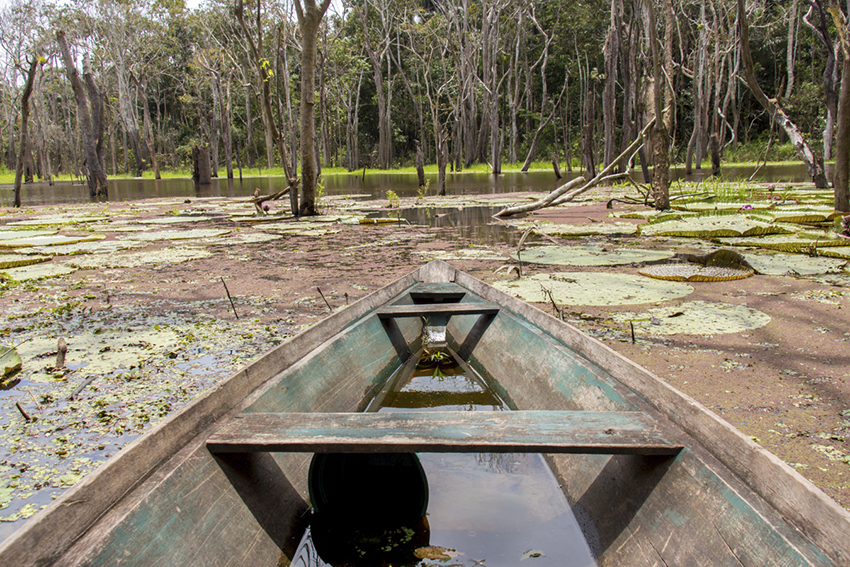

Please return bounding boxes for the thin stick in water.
[221,277,239,320]
[317,287,333,312]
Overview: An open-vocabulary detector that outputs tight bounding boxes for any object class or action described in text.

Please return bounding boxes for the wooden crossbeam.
[376,303,500,319]
[206,411,684,456]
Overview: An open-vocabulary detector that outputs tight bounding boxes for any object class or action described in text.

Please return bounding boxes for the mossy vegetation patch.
[493,272,693,305]
[512,245,674,266]
[611,300,771,336]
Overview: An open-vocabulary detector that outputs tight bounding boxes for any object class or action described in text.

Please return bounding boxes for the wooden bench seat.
[376,303,500,319]
[206,410,684,456]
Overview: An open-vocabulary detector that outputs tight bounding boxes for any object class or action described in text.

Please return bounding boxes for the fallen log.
[494,119,654,218]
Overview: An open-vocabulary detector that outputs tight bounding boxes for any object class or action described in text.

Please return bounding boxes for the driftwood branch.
[494,119,655,218]
[250,177,300,215]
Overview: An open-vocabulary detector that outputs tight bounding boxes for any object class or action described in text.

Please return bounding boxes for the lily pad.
[1,346,22,378]
[1,263,78,280]
[640,214,791,238]
[743,253,847,275]
[0,254,51,269]
[817,246,850,260]
[123,229,231,241]
[7,215,109,226]
[493,272,693,306]
[26,240,145,256]
[612,301,771,336]
[141,216,212,224]
[418,247,509,261]
[509,222,639,237]
[66,247,213,269]
[0,234,106,248]
[722,235,849,253]
[0,230,58,240]
[639,263,754,282]
[512,245,674,266]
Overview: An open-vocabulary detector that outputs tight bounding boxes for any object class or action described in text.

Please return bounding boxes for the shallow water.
[0,162,827,208]
[289,354,598,567]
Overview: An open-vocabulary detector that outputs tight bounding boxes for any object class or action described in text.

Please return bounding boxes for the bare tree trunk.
[647,0,669,210]
[13,57,38,208]
[830,9,850,212]
[603,0,620,168]
[739,0,828,189]
[294,0,333,215]
[57,31,108,197]
[116,66,143,176]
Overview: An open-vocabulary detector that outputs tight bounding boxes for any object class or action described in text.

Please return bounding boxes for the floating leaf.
[519,222,639,237]
[0,254,51,269]
[512,245,674,266]
[612,301,771,336]
[0,234,105,248]
[141,216,212,224]
[640,214,791,238]
[1,263,77,281]
[722,235,849,253]
[742,253,847,275]
[639,249,755,281]
[0,230,58,240]
[1,346,22,378]
[414,546,458,560]
[123,229,231,242]
[494,272,693,306]
[66,247,212,269]
[521,549,547,560]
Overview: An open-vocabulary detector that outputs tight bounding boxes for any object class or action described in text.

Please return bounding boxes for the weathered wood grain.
[376,302,500,318]
[206,411,684,455]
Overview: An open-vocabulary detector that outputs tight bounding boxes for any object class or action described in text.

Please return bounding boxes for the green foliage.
[386,190,400,208]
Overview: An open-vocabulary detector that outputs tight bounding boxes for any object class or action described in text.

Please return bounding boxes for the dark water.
[0,162,823,208]
[290,352,597,567]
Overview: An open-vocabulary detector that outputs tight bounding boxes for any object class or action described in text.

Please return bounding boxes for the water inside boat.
[287,348,598,566]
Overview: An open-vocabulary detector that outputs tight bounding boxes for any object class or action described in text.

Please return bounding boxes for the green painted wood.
[206,410,684,455]
[376,302,500,319]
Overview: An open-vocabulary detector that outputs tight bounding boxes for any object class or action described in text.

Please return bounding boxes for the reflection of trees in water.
[291,529,329,567]
[474,452,533,475]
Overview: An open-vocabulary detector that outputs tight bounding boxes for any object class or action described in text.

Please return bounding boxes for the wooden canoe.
[1,260,848,565]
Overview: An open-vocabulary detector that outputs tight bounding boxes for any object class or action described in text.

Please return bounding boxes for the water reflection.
[0,162,826,207]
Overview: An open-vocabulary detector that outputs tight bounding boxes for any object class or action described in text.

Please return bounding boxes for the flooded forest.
[0,0,849,212]
[2,0,850,561]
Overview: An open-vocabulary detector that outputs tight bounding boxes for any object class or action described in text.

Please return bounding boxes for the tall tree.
[13,56,38,208]
[293,0,333,216]
[57,30,108,197]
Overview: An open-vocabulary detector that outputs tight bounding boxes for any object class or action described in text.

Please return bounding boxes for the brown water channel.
[288,350,597,567]
[0,162,828,208]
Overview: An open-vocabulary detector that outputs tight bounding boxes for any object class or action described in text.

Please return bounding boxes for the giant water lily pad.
[817,247,850,260]
[639,249,755,281]
[528,222,639,237]
[612,301,771,336]
[66,247,213,269]
[722,235,848,253]
[210,233,284,246]
[512,245,674,266]
[141,216,213,224]
[0,254,51,269]
[748,207,842,224]
[418,247,508,261]
[26,240,145,256]
[2,262,77,280]
[0,230,58,240]
[673,201,774,212]
[7,215,109,226]
[640,214,791,238]
[494,272,693,306]
[639,263,754,281]
[742,253,847,275]
[123,229,231,241]
[0,234,106,248]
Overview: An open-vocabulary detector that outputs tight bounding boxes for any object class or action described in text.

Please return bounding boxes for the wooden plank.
[377,303,500,319]
[206,411,684,456]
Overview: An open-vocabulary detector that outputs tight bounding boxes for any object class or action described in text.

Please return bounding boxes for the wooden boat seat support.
[377,302,500,360]
[206,410,684,456]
